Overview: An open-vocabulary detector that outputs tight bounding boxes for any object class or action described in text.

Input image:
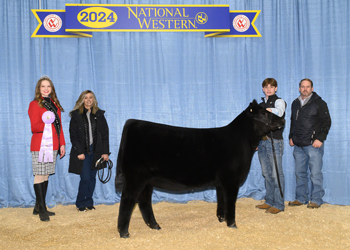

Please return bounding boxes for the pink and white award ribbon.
[38,111,55,163]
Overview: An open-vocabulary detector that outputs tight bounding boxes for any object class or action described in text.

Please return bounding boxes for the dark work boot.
[33,183,50,222]
[33,181,55,216]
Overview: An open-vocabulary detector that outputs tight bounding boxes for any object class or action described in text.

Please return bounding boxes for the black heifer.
[115,100,285,238]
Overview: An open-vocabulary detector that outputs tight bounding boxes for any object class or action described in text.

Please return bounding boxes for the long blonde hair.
[70,90,99,116]
[34,76,64,111]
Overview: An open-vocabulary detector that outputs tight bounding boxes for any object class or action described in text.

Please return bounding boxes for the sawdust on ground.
[0,198,349,250]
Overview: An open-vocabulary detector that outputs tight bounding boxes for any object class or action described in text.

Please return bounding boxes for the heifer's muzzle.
[277,119,286,129]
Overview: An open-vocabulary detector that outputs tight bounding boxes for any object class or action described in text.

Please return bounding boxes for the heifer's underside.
[118,177,242,239]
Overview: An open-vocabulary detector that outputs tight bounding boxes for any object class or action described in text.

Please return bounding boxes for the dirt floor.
[0,198,349,250]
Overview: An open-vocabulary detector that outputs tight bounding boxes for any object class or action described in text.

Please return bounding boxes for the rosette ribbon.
[38,111,55,163]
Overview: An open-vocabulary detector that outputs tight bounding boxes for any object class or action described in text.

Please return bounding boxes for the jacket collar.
[298,92,320,106]
[262,94,278,103]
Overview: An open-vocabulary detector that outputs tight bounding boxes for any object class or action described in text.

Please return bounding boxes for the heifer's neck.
[230,112,264,150]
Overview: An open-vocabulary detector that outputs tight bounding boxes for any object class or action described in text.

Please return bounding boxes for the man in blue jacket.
[288,78,331,208]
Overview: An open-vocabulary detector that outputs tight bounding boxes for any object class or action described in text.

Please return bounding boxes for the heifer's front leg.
[138,184,161,230]
[223,184,240,229]
[216,186,225,222]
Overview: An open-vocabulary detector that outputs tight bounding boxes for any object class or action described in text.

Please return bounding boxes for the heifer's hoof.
[153,224,161,230]
[148,223,161,230]
[119,232,130,238]
[228,222,237,229]
[217,215,225,223]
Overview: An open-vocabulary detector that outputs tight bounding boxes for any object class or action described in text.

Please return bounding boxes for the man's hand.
[312,139,323,148]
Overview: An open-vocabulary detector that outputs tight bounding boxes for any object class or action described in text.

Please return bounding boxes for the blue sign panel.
[65,4,230,32]
[31,5,260,38]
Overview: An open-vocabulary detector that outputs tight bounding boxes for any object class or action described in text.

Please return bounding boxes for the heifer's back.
[117,118,235,190]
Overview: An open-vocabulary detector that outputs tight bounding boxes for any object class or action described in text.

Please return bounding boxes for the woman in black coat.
[69,90,109,212]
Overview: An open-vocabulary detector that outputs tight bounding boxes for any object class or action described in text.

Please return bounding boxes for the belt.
[262,135,269,140]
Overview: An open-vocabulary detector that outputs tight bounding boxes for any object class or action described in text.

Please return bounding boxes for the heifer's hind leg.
[118,193,137,238]
[216,186,225,222]
[138,184,161,230]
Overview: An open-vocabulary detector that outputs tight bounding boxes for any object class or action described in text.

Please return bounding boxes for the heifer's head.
[246,100,285,136]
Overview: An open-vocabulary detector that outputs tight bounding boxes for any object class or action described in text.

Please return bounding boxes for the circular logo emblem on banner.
[195,12,208,25]
[43,14,62,32]
[233,15,250,32]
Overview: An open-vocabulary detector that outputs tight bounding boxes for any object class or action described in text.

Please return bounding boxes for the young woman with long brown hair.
[28,76,66,221]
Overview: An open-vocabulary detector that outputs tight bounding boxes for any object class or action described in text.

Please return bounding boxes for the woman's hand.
[101,154,109,161]
[78,154,85,160]
[60,145,66,159]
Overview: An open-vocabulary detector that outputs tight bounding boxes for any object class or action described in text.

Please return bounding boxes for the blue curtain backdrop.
[0,0,349,208]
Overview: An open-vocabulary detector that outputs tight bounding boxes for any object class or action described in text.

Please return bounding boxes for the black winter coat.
[68,108,109,174]
[289,92,331,147]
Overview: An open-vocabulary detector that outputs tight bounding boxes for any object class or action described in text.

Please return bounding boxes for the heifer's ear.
[247,100,260,116]
[248,102,255,115]
[249,99,258,106]
[248,99,258,112]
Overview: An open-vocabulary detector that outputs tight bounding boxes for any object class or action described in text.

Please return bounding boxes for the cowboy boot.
[34,183,50,222]
[33,181,55,216]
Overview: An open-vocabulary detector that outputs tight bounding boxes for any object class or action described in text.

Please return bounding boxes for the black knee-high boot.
[33,181,55,216]
[33,183,50,222]
[43,181,56,216]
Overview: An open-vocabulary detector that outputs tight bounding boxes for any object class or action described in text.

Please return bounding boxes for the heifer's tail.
[115,165,124,191]
[115,120,132,192]
[115,142,125,191]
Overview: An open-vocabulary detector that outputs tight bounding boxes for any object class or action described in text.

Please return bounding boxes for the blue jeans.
[293,144,324,206]
[76,145,97,208]
[258,139,285,210]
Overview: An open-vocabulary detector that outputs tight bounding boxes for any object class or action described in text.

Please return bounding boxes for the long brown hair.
[34,76,64,111]
[70,90,99,116]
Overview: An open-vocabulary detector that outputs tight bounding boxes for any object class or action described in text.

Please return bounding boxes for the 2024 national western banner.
[31,4,260,38]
